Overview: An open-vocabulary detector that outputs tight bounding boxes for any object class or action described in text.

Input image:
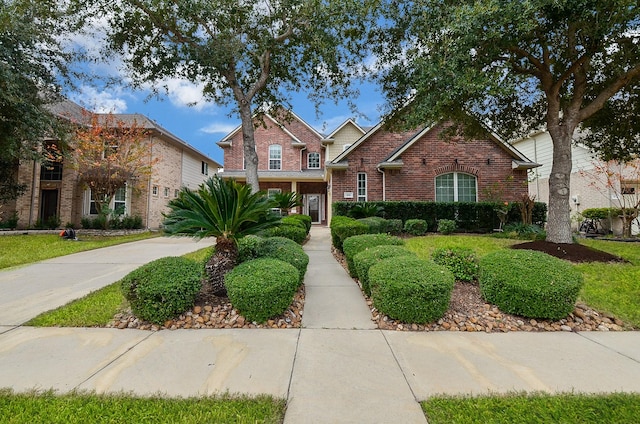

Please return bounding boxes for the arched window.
[308,152,320,169]
[435,173,477,202]
[269,144,282,170]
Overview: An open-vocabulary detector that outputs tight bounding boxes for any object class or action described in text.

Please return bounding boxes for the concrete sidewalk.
[1,228,640,424]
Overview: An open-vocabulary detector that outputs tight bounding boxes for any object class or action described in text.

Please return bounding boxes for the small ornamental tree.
[70,112,156,217]
[581,159,640,238]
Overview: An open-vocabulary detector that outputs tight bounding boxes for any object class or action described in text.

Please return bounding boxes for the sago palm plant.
[163,176,280,296]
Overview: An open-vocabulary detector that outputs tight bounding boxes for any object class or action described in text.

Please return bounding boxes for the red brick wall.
[221,114,324,172]
[331,125,528,202]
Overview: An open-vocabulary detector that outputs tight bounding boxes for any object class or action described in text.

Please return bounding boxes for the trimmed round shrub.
[404,219,427,235]
[288,214,312,232]
[479,249,584,320]
[353,245,416,296]
[386,219,403,235]
[431,247,479,282]
[330,215,369,251]
[437,219,457,235]
[281,216,307,230]
[342,233,404,277]
[225,258,299,323]
[357,216,388,234]
[121,257,202,325]
[369,256,454,324]
[237,235,264,263]
[262,223,307,244]
[256,236,309,283]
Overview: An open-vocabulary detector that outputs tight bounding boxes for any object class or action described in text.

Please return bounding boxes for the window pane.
[435,174,454,202]
[457,174,477,202]
[357,173,367,201]
[269,145,282,170]
[308,152,320,169]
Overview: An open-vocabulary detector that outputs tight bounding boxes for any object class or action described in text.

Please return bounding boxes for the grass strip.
[0,389,285,424]
[0,232,159,270]
[26,246,214,327]
[422,392,640,424]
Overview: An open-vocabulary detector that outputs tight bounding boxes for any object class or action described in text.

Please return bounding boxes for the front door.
[306,194,321,223]
[40,189,59,224]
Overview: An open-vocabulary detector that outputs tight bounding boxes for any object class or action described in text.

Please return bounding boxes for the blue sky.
[67,77,386,167]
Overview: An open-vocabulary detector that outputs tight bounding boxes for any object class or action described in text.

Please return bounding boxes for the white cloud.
[70,86,128,113]
[200,122,239,134]
[159,78,214,111]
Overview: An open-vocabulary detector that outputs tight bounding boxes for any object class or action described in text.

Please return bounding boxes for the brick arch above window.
[434,163,479,177]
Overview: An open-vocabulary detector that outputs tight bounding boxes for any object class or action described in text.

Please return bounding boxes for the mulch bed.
[511,240,626,263]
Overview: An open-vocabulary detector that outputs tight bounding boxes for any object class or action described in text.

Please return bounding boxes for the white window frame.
[308,152,320,169]
[269,144,282,170]
[201,161,208,175]
[152,186,158,196]
[435,172,478,202]
[85,185,129,216]
[357,172,367,202]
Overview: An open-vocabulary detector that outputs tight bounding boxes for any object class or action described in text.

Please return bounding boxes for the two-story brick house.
[8,100,221,230]
[216,110,539,225]
[217,110,329,224]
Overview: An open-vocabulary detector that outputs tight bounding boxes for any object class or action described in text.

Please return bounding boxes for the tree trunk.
[204,237,238,297]
[546,128,574,243]
[238,101,260,193]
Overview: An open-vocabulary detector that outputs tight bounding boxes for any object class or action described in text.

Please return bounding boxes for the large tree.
[87,0,374,192]
[374,0,640,243]
[0,0,81,204]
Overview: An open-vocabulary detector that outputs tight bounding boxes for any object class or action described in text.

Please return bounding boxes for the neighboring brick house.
[9,100,221,230]
[326,121,539,223]
[217,110,329,224]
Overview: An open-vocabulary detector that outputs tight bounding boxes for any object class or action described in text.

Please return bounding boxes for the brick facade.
[9,110,219,230]
[330,124,530,204]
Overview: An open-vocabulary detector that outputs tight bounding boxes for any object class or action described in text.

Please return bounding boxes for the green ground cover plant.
[431,247,479,282]
[0,232,158,270]
[0,389,285,424]
[405,235,518,259]
[422,392,640,424]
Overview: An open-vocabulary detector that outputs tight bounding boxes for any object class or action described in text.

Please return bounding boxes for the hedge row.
[333,201,548,232]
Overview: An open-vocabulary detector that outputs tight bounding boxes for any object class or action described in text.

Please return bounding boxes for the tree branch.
[579,63,640,121]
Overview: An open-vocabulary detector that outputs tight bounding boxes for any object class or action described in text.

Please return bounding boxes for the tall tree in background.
[85,0,375,192]
[70,112,155,216]
[0,0,80,203]
[374,0,640,243]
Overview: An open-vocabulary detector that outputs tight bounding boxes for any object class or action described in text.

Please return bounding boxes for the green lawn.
[0,389,285,424]
[422,392,640,424]
[0,232,159,270]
